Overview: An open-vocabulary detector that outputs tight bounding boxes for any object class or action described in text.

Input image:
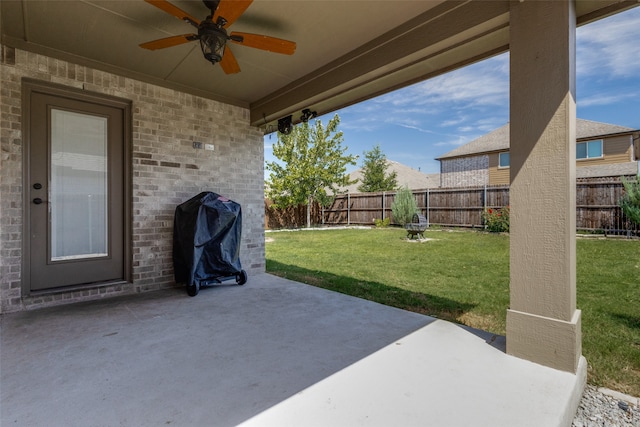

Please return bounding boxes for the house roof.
[437,119,637,160]
[576,162,638,179]
[339,160,440,194]
[2,1,636,132]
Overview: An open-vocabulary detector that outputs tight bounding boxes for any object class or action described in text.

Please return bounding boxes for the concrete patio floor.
[1,273,585,426]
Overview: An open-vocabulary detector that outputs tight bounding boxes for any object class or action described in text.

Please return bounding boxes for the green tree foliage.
[266,114,357,228]
[357,144,398,193]
[619,175,640,226]
[391,186,418,226]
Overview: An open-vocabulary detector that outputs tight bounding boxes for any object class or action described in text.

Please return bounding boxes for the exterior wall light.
[300,108,317,122]
[277,115,293,135]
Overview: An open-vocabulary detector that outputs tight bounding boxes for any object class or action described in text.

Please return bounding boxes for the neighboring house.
[339,160,440,193]
[437,119,639,188]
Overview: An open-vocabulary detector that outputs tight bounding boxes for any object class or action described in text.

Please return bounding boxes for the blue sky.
[265,7,640,176]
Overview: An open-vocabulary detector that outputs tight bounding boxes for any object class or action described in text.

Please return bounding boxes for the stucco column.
[507,0,582,373]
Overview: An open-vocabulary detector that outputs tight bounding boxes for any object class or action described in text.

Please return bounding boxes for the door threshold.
[29,280,131,297]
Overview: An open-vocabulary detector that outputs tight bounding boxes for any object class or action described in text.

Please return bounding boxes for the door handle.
[33,197,44,205]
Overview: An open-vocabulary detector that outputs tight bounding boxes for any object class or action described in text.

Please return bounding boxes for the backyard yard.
[265,227,640,397]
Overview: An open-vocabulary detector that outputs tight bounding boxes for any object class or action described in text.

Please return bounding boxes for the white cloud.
[577,7,640,78]
[440,115,469,127]
[457,126,475,133]
[447,117,505,138]
[381,66,508,111]
[340,53,510,135]
[396,123,440,134]
[339,114,385,132]
[473,117,507,132]
[578,91,639,108]
[432,134,475,149]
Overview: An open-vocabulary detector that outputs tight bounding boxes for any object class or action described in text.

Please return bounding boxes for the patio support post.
[507,0,584,374]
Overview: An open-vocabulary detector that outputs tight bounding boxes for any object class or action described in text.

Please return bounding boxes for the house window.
[577,140,603,160]
[498,152,510,168]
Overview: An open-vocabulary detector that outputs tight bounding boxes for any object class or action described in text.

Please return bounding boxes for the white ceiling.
[2,0,636,131]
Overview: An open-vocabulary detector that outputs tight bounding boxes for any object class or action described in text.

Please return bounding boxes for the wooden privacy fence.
[265,180,639,234]
[264,198,322,229]
[320,185,510,228]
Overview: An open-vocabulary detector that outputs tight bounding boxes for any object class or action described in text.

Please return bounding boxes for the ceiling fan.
[140,0,296,74]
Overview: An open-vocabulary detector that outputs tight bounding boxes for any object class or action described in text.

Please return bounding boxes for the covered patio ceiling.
[1,0,636,131]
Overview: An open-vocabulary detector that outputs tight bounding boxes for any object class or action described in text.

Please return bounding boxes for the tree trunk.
[306,197,311,228]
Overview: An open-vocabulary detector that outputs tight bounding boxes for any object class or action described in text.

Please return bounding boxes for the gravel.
[573,385,639,427]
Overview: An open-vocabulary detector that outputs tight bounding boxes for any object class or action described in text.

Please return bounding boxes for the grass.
[265,227,640,397]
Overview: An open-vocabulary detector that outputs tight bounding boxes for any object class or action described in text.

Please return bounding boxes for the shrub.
[619,175,640,226]
[374,218,390,228]
[482,206,510,233]
[391,186,418,226]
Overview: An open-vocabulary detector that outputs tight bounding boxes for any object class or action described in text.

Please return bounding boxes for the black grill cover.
[173,192,243,285]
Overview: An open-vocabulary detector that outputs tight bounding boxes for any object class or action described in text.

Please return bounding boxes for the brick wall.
[440,155,489,188]
[0,45,265,312]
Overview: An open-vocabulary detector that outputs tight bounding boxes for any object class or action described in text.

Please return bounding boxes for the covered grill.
[173,191,247,296]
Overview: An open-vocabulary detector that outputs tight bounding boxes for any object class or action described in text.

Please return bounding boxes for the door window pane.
[50,109,108,260]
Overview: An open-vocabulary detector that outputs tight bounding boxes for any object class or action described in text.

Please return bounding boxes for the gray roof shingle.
[437,119,636,159]
[576,162,638,178]
[338,160,439,193]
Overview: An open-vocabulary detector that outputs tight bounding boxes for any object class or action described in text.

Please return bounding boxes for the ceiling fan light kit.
[198,19,227,64]
[140,0,296,74]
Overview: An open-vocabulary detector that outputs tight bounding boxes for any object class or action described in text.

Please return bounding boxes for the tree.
[619,175,640,227]
[266,114,357,228]
[357,144,398,193]
[391,186,418,226]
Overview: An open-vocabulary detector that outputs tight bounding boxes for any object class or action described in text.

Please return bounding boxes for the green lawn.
[265,227,640,397]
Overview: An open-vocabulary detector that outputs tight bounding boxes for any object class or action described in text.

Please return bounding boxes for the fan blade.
[213,0,253,28]
[140,34,198,50]
[220,47,241,74]
[144,0,200,26]
[229,32,296,55]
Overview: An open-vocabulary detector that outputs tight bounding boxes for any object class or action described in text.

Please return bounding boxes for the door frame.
[21,78,132,296]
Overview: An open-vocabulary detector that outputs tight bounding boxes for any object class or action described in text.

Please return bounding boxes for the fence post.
[483,184,487,229]
[347,192,351,225]
[426,189,430,227]
[382,192,386,221]
[484,185,487,210]
[322,205,325,225]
